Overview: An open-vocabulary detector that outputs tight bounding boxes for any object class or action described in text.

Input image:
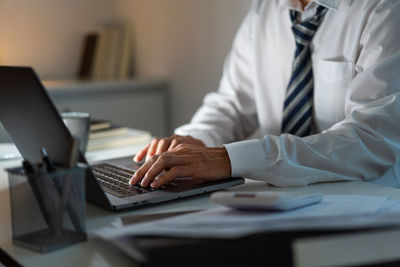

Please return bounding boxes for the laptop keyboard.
[91,163,177,198]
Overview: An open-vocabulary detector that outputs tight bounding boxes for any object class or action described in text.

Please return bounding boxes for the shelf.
[43,78,168,94]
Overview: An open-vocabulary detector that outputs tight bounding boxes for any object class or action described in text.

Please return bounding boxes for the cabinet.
[0,79,169,142]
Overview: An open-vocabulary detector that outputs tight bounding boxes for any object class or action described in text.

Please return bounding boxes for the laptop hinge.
[80,153,113,210]
[85,168,113,210]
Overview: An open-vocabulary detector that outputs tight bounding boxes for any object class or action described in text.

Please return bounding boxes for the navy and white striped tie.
[281,6,328,137]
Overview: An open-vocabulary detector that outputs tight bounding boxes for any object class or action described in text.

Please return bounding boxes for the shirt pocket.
[314,59,354,131]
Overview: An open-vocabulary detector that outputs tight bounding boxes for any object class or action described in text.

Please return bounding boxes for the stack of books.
[88,121,151,151]
[78,25,132,81]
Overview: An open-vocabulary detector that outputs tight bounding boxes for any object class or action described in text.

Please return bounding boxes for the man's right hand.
[133,134,206,162]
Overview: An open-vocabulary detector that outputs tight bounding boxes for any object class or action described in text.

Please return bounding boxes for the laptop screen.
[0,66,73,166]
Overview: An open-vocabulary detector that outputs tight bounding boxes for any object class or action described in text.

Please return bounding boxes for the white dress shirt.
[175,0,400,187]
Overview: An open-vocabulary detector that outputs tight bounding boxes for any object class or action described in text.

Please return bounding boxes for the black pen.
[67,137,79,168]
[23,160,53,230]
[41,147,55,172]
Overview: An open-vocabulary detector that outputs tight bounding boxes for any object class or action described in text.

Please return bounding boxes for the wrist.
[219,146,232,177]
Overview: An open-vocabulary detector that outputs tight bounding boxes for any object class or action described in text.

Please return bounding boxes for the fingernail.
[151,180,159,188]
[130,174,136,181]
[141,177,147,187]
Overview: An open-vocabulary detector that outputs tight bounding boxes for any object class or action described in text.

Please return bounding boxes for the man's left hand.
[129,144,232,188]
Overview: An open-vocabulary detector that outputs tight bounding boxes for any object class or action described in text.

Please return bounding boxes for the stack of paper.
[97,195,400,240]
[87,128,151,152]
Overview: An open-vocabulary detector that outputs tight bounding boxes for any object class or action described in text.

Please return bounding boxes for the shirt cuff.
[224,139,267,177]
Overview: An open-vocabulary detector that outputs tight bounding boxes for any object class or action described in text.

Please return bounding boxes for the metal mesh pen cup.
[7,164,88,253]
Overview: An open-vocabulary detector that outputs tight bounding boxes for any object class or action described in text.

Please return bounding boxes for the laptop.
[0,66,244,211]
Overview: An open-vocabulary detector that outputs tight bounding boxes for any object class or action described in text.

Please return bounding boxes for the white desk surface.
[1,143,400,266]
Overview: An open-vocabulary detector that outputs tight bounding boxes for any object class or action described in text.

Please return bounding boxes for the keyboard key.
[91,163,167,198]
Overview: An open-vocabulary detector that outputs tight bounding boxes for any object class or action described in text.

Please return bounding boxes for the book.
[79,24,132,80]
[90,120,112,131]
[89,126,129,140]
[87,128,151,151]
[117,26,132,79]
[103,27,122,80]
[91,28,111,80]
[78,33,98,79]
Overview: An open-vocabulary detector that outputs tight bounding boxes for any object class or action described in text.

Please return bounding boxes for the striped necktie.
[281,6,328,137]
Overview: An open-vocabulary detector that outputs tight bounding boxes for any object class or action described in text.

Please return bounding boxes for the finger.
[155,138,170,155]
[151,166,192,188]
[134,144,150,162]
[168,138,179,150]
[129,156,158,185]
[146,139,160,160]
[140,154,175,187]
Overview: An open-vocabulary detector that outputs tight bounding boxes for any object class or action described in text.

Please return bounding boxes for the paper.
[85,143,146,163]
[97,195,398,240]
[0,143,21,161]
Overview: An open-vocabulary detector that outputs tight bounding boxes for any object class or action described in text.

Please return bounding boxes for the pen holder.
[7,164,88,253]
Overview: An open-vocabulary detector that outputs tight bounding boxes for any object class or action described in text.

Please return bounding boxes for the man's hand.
[129,144,231,188]
[134,135,205,162]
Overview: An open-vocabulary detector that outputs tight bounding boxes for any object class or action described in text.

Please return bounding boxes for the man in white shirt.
[129,0,400,189]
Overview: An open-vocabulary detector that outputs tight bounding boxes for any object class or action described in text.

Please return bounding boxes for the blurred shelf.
[0,78,170,142]
[43,78,167,94]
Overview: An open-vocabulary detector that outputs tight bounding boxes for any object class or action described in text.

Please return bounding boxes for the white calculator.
[211,191,323,211]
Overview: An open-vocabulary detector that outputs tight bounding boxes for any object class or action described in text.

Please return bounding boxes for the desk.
[1,144,400,266]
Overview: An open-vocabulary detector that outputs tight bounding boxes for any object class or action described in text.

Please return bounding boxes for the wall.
[0,0,251,133]
[114,0,251,131]
[0,0,118,80]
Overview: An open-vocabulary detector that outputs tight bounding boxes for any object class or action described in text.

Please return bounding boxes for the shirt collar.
[315,0,340,10]
[280,0,341,11]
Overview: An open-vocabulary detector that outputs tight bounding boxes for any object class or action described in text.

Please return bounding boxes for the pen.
[67,137,79,168]
[41,147,55,172]
[23,160,53,231]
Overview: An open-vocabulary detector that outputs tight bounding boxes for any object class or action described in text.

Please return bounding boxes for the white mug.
[61,112,90,154]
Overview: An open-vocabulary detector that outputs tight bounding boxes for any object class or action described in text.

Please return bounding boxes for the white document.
[0,143,21,161]
[97,195,400,240]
